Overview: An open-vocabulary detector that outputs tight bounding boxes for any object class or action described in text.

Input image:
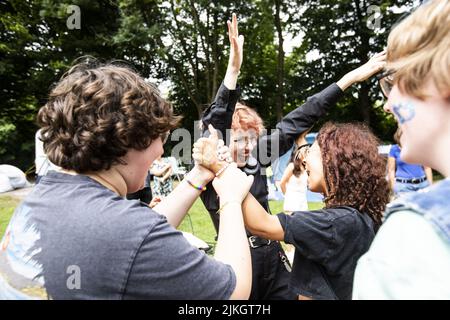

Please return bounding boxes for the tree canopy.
[0,0,415,170]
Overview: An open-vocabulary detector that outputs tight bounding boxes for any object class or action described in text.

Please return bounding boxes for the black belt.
[396,177,426,184]
[248,236,271,249]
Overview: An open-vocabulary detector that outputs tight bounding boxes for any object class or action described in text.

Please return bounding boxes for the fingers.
[231,36,239,51]
[227,20,231,43]
[233,13,238,39]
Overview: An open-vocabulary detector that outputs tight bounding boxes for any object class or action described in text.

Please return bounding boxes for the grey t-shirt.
[0,171,236,299]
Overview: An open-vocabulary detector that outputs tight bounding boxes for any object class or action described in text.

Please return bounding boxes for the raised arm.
[258,51,387,165]
[193,125,253,300]
[280,162,294,195]
[201,14,243,140]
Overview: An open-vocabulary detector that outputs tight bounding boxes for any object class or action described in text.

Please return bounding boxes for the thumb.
[208,124,219,141]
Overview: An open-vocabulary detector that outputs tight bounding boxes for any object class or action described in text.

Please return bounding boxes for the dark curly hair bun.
[37,57,181,173]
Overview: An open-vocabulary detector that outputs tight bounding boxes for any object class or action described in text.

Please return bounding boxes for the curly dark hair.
[316,122,390,228]
[37,58,181,173]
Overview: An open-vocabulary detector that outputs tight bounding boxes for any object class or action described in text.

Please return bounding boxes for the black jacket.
[200,82,344,234]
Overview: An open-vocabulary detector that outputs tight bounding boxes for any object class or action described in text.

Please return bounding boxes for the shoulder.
[358,210,450,278]
[280,206,360,232]
[386,179,450,241]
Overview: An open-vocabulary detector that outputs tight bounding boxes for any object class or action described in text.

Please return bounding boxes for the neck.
[428,128,450,178]
[61,167,128,196]
[87,168,128,196]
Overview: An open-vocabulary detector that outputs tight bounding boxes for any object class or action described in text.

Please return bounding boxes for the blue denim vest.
[384,178,450,244]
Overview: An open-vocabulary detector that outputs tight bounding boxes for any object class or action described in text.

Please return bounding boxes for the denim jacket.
[384,178,450,244]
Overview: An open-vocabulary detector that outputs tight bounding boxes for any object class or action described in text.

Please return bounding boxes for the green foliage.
[0,0,417,169]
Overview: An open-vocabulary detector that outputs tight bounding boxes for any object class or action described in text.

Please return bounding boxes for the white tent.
[0,164,31,193]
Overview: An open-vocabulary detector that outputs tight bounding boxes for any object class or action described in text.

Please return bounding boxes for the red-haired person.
[353,0,450,299]
[200,14,387,299]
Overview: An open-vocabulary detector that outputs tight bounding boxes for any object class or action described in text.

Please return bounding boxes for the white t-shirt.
[353,210,450,300]
[283,171,308,212]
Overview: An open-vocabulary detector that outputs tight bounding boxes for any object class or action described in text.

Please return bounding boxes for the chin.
[237,161,246,168]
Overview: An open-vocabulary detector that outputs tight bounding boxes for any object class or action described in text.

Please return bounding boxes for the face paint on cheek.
[392,101,416,124]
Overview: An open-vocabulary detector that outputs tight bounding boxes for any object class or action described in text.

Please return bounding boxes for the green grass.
[0,194,324,245]
[0,196,20,239]
[177,199,324,249]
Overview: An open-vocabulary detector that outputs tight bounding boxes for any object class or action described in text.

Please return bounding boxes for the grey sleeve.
[123,215,236,300]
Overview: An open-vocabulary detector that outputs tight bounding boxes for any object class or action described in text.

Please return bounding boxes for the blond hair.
[231,102,265,136]
[387,0,450,100]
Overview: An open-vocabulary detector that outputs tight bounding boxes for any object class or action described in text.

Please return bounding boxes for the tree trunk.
[274,0,285,122]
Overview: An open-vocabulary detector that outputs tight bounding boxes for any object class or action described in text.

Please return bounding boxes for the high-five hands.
[192,125,253,204]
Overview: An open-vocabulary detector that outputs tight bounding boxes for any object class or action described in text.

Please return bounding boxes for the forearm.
[258,83,344,164]
[336,71,358,91]
[241,193,284,241]
[214,203,252,300]
[153,168,206,228]
[223,69,239,90]
[201,83,240,139]
[425,167,433,184]
[280,182,287,195]
[162,169,172,181]
[150,168,165,177]
[389,172,396,190]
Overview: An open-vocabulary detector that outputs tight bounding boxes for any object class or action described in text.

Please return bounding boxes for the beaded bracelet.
[186,179,207,191]
[216,201,241,214]
[215,162,231,178]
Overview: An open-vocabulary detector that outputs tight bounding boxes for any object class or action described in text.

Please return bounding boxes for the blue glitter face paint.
[392,101,416,124]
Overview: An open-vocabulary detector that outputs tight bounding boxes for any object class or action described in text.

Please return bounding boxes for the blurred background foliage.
[0,0,415,170]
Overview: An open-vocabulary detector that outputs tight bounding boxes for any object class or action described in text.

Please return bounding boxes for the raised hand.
[337,51,387,91]
[227,13,244,74]
[224,13,244,90]
[350,51,387,83]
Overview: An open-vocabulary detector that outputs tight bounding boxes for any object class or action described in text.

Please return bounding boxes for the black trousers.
[126,186,152,205]
[248,240,295,300]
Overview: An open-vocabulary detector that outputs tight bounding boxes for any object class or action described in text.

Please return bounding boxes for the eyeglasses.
[296,143,311,157]
[377,69,396,98]
[233,136,257,148]
[160,131,170,144]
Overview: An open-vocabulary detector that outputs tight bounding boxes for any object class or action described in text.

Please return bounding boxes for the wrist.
[336,73,357,91]
[188,166,212,186]
[210,161,227,175]
[226,65,240,76]
[219,198,243,208]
